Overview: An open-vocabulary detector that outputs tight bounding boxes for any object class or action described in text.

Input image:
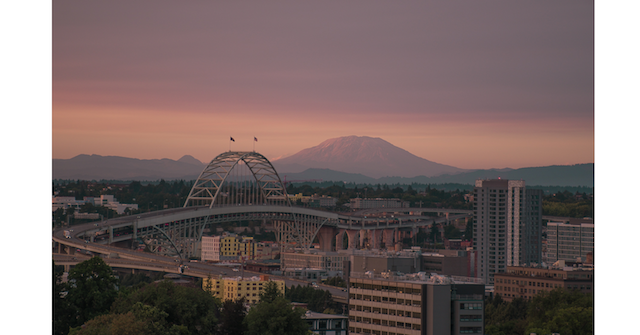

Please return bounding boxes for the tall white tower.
[473,179,542,285]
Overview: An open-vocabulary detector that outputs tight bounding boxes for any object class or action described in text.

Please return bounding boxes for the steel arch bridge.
[183,151,290,208]
[136,151,320,258]
[67,151,472,260]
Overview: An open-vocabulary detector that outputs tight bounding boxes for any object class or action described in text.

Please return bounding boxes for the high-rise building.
[473,179,542,285]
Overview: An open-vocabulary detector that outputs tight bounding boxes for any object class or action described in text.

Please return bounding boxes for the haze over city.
[52,1,594,170]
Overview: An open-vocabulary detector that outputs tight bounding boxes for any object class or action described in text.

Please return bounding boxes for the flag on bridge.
[254,137,258,142]
[230,137,235,142]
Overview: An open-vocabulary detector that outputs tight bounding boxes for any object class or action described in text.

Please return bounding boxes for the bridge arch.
[184,151,291,208]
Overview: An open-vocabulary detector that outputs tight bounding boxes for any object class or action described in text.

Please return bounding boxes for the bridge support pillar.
[360,229,367,249]
[336,229,346,250]
[370,229,382,250]
[346,230,359,250]
[317,226,337,252]
[411,227,419,245]
[383,229,395,251]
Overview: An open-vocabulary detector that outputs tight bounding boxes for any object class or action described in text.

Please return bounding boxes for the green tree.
[244,296,309,335]
[219,297,247,335]
[110,280,220,334]
[54,260,73,335]
[204,273,213,295]
[66,257,119,328]
[69,302,189,335]
[430,224,440,243]
[443,224,462,239]
[259,281,283,304]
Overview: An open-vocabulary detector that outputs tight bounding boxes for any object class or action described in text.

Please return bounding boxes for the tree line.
[54,257,314,335]
[484,289,593,335]
[53,180,593,227]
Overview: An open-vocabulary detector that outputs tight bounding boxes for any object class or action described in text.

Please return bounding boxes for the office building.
[473,179,542,285]
[493,264,593,302]
[545,219,594,264]
[348,272,484,335]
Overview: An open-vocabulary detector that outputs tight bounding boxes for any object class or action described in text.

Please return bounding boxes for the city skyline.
[53,1,593,169]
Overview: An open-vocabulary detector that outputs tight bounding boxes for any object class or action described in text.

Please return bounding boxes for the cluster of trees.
[484,289,593,335]
[285,285,340,314]
[542,190,594,218]
[287,183,473,210]
[54,180,593,222]
[324,276,347,288]
[54,257,312,335]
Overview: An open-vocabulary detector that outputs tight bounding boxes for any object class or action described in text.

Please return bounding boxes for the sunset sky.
[52,1,594,170]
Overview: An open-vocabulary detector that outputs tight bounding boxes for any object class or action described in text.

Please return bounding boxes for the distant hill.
[53,154,205,181]
[280,163,593,187]
[271,136,468,178]
[52,139,593,187]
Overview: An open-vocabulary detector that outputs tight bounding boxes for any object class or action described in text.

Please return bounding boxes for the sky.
[50,1,595,170]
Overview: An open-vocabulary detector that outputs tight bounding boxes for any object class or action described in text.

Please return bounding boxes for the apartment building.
[348,272,484,335]
[493,264,593,302]
[473,179,542,285]
[201,233,256,262]
[202,274,285,305]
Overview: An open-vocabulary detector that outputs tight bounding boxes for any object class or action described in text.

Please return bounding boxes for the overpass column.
[317,226,336,252]
[109,226,114,244]
[411,227,418,245]
[370,229,381,250]
[346,230,358,250]
[395,228,403,251]
[383,229,394,251]
[360,229,367,249]
[336,229,346,250]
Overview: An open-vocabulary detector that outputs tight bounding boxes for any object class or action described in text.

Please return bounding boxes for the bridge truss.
[184,151,290,208]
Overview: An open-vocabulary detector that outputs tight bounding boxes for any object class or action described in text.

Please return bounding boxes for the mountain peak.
[272,136,466,178]
[178,155,204,166]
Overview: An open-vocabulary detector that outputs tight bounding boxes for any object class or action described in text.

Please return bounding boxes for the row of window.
[350,283,421,295]
[350,294,421,306]
[460,327,483,333]
[348,327,412,335]
[459,303,482,310]
[349,317,421,330]
[460,315,482,322]
[350,305,420,318]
